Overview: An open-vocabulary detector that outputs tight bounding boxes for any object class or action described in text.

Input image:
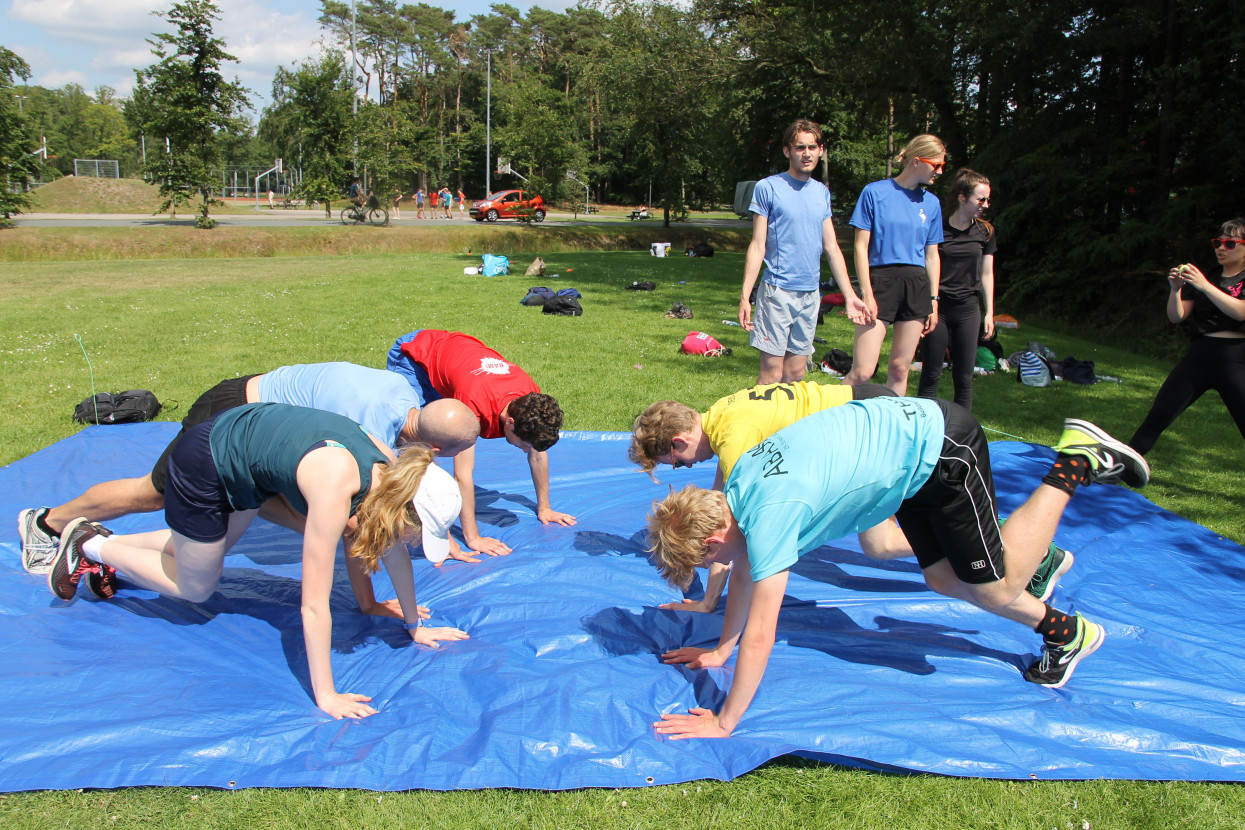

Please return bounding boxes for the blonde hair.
[894,134,946,169]
[349,444,436,573]
[628,401,699,474]
[645,485,728,589]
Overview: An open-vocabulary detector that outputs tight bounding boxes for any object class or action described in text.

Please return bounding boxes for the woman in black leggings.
[917,169,995,409]
[1128,218,1245,458]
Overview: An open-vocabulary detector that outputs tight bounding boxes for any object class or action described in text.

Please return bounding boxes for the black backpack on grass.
[73,390,162,424]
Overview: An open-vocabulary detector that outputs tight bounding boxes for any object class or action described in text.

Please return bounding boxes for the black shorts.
[164,413,232,543]
[851,383,898,400]
[896,399,1004,585]
[870,264,932,324]
[150,375,257,494]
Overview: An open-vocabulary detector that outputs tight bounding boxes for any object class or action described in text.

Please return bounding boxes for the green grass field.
[1,229,1242,827]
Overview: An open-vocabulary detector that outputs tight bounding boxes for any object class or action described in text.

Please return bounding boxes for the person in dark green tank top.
[45,403,469,721]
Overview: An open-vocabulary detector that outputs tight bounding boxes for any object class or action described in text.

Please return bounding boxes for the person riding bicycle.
[348,178,364,208]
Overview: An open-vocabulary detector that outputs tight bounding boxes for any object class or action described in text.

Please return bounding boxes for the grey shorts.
[749,281,819,357]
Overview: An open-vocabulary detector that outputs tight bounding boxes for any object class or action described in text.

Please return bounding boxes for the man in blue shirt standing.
[646,399,1150,739]
[739,119,865,385]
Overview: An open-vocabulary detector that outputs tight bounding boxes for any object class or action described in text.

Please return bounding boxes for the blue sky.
[2,0,572,113]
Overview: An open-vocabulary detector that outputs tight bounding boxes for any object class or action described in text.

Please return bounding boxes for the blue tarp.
[1,424,1242,791]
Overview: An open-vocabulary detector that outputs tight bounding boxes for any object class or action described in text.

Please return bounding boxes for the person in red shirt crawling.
[387,329,576,559]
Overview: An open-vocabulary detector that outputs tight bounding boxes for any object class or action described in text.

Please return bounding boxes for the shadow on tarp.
[1,424,1243,790]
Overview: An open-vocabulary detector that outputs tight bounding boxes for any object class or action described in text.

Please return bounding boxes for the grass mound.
[28,176,164,214]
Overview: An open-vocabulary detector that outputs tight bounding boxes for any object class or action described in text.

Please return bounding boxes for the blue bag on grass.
[482,254,510,277]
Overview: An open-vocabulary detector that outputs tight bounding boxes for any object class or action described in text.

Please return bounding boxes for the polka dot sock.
[1041,454,1091,496]
[1036,604,1076,645]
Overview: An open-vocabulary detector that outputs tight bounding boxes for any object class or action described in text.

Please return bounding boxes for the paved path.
[14,211,749,229]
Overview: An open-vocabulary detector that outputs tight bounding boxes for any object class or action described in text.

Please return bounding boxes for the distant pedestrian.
[441,187,453,220]
[429,188,438,216]
[415,187,425,219]
[392,190,403,219]
[458,189,467,220]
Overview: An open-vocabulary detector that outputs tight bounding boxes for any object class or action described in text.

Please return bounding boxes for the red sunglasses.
[1212,238,1244,250]
[915,156,945,173]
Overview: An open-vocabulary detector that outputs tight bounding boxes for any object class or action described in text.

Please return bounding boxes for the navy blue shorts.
[896,400,1005,585]
[164,412,233,543]
[151,375,256,494]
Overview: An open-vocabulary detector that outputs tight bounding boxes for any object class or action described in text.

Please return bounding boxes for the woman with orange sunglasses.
[844,134,946,395]
[1127,218,1245,462]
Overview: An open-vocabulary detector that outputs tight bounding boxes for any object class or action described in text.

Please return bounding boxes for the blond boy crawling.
[647,396,1148,739]
[629,380,897,612]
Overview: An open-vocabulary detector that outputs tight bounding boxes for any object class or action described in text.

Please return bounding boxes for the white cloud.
[9,0,169,48]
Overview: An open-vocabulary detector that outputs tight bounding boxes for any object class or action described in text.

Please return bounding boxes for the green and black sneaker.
[1027,543,1074,603]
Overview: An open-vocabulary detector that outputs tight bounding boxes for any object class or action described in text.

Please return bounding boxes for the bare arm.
[824,217,869,324]
[662,555,754,667]
[853,228,876,318]
[297,450,377,719]
[740,212,768,330]
[980,253,996,338]
[529,448,576,526]
[1178,264,1245,320]
[379,538,469,648]
[924,243,941,334]
[655,569,789,738]
[452,443,511,556]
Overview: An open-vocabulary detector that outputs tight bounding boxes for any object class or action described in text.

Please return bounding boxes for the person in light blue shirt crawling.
[645,397,1151,739]
[843,134,947,396]
[739,118,863,386]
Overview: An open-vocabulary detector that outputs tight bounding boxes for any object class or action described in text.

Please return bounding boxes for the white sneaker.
[18,508,59,575]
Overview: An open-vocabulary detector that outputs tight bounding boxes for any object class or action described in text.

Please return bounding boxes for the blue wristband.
[402,620,422,630]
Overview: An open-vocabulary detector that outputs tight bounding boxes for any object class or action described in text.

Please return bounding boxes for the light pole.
[14,95,27,113]
[485,49,491,199]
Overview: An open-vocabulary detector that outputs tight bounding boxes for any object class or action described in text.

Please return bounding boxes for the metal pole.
[485,50,491,198]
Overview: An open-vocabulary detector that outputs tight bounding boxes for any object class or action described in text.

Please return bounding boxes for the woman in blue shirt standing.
[844,134,946,396]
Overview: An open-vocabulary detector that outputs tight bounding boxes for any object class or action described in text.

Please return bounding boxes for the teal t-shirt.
[724,397,945,582]
[208,402,387,517]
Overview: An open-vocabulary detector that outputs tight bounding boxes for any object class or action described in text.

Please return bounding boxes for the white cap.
[412,463,461,564]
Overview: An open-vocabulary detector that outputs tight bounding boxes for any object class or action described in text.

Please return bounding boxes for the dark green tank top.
[208,402,387,517]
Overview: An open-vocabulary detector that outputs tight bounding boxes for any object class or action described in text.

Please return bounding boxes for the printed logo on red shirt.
[471,358,513,376]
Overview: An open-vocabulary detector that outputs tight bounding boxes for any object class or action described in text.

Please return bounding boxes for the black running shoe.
[47,518,112,600]
[1024,613,1105,688]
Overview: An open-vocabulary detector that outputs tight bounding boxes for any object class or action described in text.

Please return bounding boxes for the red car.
[470,190,546,222]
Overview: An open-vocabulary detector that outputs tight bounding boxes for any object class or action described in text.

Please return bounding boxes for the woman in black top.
[917,169,996,409]
[1128,218,1245,457]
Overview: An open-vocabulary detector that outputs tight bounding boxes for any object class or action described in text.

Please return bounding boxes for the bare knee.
[180,583,218,604]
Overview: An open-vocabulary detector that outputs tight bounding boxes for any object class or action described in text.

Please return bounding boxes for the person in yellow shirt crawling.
[629,379,1071,613]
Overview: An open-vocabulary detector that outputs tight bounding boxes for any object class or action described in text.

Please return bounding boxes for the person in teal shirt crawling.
[645,396,1150,739]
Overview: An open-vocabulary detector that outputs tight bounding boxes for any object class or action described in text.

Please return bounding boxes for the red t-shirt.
[401,330,539,439]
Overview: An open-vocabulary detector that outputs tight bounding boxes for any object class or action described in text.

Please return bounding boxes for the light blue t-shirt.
[849,178,944,268]
[724,397,945,583]
[257,362,419,448]
[749,172,834,292]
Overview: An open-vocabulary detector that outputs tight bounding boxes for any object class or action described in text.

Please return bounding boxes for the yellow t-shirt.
[702,381,853,481]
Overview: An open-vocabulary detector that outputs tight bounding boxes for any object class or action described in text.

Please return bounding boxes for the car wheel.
[532,209,546,223]
[486,209,499,222]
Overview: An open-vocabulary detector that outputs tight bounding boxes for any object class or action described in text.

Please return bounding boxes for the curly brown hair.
[507,393,563,452]
[646,485,729,589]
[628,400,699,474]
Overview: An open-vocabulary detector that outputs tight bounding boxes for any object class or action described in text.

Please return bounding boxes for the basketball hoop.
[495,157,511,175]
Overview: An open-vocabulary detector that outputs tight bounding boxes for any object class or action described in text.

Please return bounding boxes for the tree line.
[2,0,1241,326]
